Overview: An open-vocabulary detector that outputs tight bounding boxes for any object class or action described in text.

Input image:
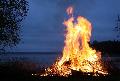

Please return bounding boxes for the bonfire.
[41,6,108,77]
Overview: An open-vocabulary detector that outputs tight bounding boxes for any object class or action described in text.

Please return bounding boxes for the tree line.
[91,40,120,55]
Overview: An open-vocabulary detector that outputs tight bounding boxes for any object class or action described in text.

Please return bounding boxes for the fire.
[66,6,73,16]
[41,6,108,77]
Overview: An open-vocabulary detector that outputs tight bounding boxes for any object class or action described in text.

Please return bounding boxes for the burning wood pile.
[40,6,108,77]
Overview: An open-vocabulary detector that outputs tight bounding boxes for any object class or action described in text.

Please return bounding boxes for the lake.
[0,52,120,68]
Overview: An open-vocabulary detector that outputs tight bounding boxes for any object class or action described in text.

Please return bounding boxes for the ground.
[0,61,120,81]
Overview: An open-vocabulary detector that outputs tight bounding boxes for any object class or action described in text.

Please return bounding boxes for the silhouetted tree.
[0,0,28,52]
[92,40,120,55]
[114,15,120,39]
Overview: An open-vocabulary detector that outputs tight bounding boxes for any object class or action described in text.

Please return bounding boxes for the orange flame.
[66,6,73,16]
[41,6,108,77]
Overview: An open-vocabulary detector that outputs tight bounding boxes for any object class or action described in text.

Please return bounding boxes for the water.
[0,53,120,68]
[0,53,60,66]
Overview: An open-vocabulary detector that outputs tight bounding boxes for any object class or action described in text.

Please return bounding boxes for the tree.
[0,0,28,52]
[114,15,120,39]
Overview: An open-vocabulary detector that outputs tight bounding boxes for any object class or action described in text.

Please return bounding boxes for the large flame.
[41,7,108,77]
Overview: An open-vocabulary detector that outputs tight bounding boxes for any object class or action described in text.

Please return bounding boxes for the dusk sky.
[13,0,120,52]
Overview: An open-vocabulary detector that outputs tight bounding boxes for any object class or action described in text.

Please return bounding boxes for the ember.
[41,6,108,77]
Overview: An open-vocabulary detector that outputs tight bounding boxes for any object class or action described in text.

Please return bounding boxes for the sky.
[13,0,120,52]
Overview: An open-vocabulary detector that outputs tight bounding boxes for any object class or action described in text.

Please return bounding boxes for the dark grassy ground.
[0,60,120,81]
[0,61,40,81]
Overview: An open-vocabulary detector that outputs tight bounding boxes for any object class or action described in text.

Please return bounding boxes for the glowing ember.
[41,6,108,77]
